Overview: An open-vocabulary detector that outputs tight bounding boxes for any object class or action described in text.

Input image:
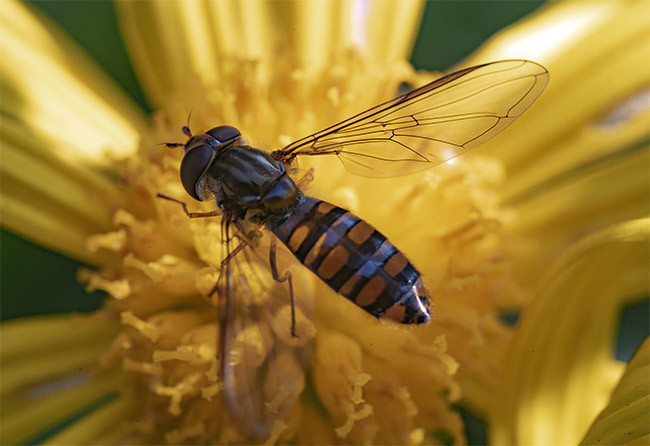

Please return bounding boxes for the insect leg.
[220,240,248,267]
[216,219,237,417]
[156,193,221,218]
[296,167,315,188]
[208,237,249,301]
[269,237,297,338]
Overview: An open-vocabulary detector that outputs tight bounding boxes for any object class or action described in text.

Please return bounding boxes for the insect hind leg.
[269,237,298,338]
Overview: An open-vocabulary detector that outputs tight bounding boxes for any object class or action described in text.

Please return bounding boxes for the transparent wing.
[272,60,548,177]
[216,219,314,439]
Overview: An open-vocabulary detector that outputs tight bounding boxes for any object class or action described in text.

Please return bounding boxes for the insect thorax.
[202,145,303,224]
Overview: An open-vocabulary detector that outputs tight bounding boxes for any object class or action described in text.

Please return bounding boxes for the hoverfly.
[158,60,548,437]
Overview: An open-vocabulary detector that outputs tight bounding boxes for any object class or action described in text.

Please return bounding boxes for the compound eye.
[206,125,240,144]
[180,145,214,201]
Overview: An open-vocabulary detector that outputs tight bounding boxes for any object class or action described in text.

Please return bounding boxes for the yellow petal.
[349,0,424,65]
[1,119,123,261]
[0,0,147,164]
[507,142,649,289]
[1,315,116,396]
[0,0,150,261]
[490,219,650,445]
[0,315,119,444]
[466,0,649,181]
[115,0,227,109]
[581,337,650,445]
[454,0,650,288]
[42,397,136,445]
[1,314,115,361]
[115,0,424,109]
[2,377,123,445]
[285,0,424,67]
[501,91,650,206]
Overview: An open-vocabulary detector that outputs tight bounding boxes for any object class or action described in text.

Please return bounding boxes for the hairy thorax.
[201,145,303,224]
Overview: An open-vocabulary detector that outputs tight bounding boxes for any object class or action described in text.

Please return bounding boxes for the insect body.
[160,59,549,434]
[271,197,429,323]
[175,125,431,323]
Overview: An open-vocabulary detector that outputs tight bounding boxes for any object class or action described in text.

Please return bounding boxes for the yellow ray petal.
[364,0,424,64]
[2,375,123,445]
[115,1,226,110]
[508,144,649,288]
[115,0,274,108]
[1,315,117,396]
[502,95,650,205]
[1,120,125,260]
[115,0,424,108]
[0,0,152,261]
[1,314,119,444]
[289,0,424,69]
[464,0,650,175]
[581,337,650,445]
[1,314,116,361]
[42,397,136,445]
[490,219,650,445]
[0,0,147,164]
[451,0,650,288]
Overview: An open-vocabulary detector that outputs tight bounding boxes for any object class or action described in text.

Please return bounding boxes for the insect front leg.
[156,193,221,218]
[269,237,297,338]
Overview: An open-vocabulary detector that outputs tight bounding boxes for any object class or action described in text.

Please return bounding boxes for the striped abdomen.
[270,196,430,324]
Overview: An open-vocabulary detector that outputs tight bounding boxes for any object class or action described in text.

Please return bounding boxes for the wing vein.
[271,59,548,177]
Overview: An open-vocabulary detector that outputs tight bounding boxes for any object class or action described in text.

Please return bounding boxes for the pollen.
[85,229,127,253]
[120,311,159,342]
[335,404,374,438]
[79,269,131,299]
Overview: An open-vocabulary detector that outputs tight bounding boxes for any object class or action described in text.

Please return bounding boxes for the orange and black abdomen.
[270,197,431,324]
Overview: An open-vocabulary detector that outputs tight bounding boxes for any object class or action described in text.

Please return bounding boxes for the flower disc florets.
[85,52,521,444]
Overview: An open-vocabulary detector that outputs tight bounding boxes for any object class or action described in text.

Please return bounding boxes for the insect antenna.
[157,141,186,149]
[159,109,194,148]
[182,108,194,138]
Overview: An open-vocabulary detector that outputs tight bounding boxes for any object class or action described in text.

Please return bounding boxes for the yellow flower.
[1,1,648,445]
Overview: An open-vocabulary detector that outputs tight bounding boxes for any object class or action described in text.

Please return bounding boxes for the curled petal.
[581,337,650,445]
[490,219,650,445]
